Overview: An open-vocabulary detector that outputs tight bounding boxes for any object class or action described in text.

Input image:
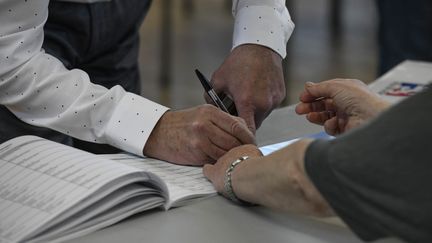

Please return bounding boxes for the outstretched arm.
[204,141,334,217]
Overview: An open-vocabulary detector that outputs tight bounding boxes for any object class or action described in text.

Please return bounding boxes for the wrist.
[230,156,263,205]
[142,111,171,157]
[224,156,254,205]
[232,44,283,63]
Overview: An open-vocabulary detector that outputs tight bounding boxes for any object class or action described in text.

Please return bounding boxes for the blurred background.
[138,0,378,109]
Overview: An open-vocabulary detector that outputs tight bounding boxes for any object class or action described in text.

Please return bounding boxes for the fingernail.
[306,81,315,87]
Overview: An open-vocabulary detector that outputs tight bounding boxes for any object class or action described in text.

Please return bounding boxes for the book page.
[101,154,216,209]
[0,136,144,242]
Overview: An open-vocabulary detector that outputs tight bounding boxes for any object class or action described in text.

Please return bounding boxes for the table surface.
[68,61,432,243]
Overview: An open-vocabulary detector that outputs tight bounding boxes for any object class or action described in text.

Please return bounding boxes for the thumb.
[304,81,339,100]
[236,106,256,134]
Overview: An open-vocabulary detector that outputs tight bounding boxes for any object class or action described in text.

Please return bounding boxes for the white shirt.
[0,0,293,156]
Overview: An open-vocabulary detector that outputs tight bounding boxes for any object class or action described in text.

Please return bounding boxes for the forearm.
[232,140,333,216]
[0,0,169,156]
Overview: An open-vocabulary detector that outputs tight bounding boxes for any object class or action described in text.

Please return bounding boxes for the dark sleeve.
[304,88,432,243]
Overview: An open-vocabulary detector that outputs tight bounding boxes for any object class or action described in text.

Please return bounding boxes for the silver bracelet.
[224,156,252,205]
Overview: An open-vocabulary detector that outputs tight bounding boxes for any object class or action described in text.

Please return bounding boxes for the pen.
[195,69,229,113]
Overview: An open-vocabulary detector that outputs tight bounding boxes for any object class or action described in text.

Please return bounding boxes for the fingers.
[211,108,256,145]
[337,115,347,133]
[231,117,256,144]
[203,164,223,192]
[324,116,339,135]
[203,144,262,193]
[295,99,335,115]
[192,106,255,161]
[236,106,257,134]
[300,81,340,102]
[202,142,226,162]
[299,89,320,103]
[305,111,336,125]
[189,119,229,161]
[206,126,242,151]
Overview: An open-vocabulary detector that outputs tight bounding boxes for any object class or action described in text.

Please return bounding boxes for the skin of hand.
[143,104,256,166]
[203,140,334,217]
[209,44,285,133]
[295,79,391,135]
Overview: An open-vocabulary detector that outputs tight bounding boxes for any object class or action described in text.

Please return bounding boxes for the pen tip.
[195,69,212,91]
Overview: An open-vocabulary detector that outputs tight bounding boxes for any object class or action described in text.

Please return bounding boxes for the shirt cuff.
[232,5,294,58]
[104,93,169,156]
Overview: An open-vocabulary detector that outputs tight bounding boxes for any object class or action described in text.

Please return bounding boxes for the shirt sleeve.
[304,88,432,242]
[232,0,294,58]
[0,0,169,156]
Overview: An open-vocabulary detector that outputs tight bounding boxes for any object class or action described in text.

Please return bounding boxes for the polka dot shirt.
[0,0,292,156]
[0,0,169,156]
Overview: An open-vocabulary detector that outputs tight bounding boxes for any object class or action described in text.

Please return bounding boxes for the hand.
[204,140,333,217]
[210,44,285,133]
[203,144,263,196]
[143,105,255,166]
[295,79,390,135]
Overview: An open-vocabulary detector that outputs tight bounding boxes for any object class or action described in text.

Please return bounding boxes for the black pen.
[195,69,229,113]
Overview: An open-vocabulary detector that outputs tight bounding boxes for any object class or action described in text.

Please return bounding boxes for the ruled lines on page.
[0,136,140,242]
[102,154,216,207]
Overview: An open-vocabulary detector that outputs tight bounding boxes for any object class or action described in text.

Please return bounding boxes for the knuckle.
[230,119,243,133]
[234,116,247,125]
[190,138,204,151]
[227,139,241,150]
[191,120,207,134]
[199,104,217,114]
[196,104,208,113]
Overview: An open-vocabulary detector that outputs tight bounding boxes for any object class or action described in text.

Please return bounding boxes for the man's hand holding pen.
[144,44,283,166]
[143,105,255,166]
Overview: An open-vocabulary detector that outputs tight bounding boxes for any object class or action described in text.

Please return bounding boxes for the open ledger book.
[0,136,216,243]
